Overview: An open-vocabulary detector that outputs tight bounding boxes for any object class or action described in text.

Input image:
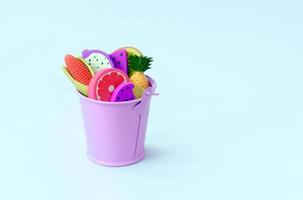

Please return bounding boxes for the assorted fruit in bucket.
[62,46,153,102]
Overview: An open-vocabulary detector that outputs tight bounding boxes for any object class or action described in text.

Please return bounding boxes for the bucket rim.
[78,76,156,105]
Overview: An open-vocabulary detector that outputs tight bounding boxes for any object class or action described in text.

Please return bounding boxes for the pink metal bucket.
[78,77,156,167]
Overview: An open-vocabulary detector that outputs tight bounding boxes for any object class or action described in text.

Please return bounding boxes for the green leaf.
[128,55,153,75]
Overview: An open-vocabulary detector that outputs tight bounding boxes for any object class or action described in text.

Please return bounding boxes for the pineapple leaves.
[128,55,153,76]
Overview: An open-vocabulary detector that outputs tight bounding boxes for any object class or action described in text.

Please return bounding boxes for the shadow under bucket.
[78,76,157,167]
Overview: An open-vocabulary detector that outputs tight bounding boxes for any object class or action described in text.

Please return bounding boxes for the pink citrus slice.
[88,68,129,101]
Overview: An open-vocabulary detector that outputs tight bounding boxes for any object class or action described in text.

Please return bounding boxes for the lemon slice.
[123,46,143,56]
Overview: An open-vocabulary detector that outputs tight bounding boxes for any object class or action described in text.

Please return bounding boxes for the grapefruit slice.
[88,68,129,101]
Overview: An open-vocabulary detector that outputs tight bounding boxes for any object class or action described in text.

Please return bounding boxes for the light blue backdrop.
[0,0,302,199]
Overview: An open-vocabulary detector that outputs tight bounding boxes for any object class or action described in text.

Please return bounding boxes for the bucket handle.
[132,87,158,112]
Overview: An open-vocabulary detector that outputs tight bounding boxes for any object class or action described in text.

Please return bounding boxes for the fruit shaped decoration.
[82,49,114,73]
[114,46,143,76]
[110,82,135,102]
[88,68,129,101]
[128,55,153,89]
[122,46,143,57]
[109,48,128,74]
[62,55,94,96]
[132,84,145,99]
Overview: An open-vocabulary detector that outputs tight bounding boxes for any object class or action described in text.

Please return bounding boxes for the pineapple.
[128,55,153,89]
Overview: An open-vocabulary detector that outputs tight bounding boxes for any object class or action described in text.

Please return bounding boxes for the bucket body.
[78,77,156,167]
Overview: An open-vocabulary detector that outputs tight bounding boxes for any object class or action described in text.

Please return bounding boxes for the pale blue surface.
[0,0,302,199]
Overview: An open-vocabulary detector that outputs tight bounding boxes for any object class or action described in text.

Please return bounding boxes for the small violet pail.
[78,76,157,167]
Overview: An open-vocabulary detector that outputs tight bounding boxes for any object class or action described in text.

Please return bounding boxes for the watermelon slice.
[88,68,129,101]
[110,82,135,102]
[109,48,128,74]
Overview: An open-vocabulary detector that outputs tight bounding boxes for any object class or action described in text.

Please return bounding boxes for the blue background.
[0,0,302,199]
